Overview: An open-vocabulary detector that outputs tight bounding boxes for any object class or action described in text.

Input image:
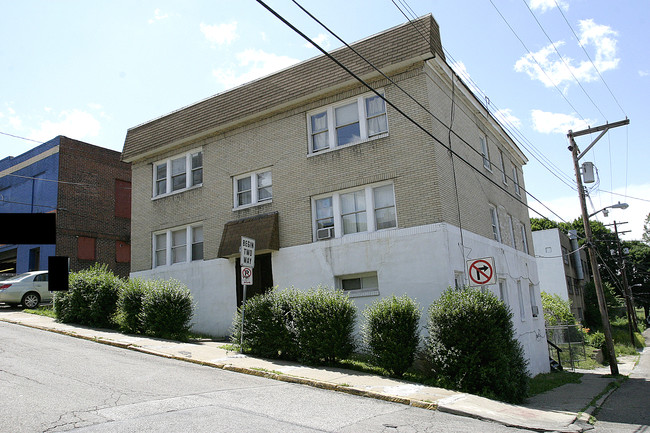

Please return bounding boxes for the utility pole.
[610,221,639,344]
[568,118,629,376]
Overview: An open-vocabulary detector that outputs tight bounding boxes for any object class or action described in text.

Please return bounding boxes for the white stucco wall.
[532,229,570,300]
[132,222,549,376]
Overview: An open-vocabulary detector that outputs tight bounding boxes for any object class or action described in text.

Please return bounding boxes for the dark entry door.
[236,253,274,307]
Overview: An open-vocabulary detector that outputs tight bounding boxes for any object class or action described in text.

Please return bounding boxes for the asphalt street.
[0,321,533,433]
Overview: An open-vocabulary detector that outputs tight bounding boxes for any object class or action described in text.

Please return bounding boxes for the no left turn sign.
[466,257,496,286]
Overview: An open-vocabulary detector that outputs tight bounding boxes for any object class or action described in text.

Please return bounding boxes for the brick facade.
[56,137,132,278]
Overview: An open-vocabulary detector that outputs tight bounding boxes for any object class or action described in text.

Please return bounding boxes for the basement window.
[337,272,379,298]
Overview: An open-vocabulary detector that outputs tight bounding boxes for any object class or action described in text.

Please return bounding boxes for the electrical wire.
[521,0,607,120]
[273,0,566,224]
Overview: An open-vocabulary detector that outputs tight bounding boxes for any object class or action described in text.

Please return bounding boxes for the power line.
[521,0,607,120]
[259,0,567,225]
[552,0,627,117]
[0,131,42,144]
[488,0,589,124]
[391,1,577,190]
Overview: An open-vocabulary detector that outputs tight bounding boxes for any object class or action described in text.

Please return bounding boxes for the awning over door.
[217,211,279,258]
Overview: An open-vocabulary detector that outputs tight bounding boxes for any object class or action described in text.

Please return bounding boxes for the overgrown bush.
[53,264,123,328]
[362,295,421,377]
[118,278,152,334]
[230,289,295,359]
[140,279,194,341]
[541,292,576,326]
[290,287,356,363]
[424,287,529,404]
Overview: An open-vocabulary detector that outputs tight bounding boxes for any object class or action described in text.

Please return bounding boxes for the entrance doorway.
[236,253,274,307]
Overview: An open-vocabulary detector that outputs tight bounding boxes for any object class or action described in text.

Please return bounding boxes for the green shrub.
[230,289,295,359]
[291,287,356,363]
[141,279,194,341]
[362,295,421,377]
[118,278,151,334]
[424,287,529,404]
[53,264,123,328]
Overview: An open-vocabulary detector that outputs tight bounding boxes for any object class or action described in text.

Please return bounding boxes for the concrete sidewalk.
[0,309,641,433]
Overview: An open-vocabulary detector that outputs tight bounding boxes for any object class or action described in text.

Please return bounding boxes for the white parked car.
[0,271,52,308]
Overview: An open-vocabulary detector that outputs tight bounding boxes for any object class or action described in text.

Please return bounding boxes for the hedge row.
[54,265,194,341]
[232,286,528,403]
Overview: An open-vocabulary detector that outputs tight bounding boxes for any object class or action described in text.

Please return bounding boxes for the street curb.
[0,317,439,413]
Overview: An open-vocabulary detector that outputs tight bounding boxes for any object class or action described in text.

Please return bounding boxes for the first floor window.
[312,182,396,241]
[234,170,272,208]
[153,224,203,267]
[499,280,508,306]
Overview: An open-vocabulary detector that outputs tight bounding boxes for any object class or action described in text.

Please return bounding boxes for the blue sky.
[1,0,648,239]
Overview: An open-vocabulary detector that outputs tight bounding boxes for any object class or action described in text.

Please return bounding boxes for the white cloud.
[531,109,594,134]
[304,33,331,49]
[148,8,169,24]
[639,70,650,77]
[200,21,238,46]
[514,20,619,88]
[494,108,522,129]
[529,0,568,13]
[212,49,300,89]
[28,109,101,142]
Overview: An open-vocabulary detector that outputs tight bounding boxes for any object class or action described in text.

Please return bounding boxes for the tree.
[540,292,576,326]
[625,240,650,319]
[643,213,650,245]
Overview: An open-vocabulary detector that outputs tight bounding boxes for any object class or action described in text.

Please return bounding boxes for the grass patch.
[528,371,583,397]
[23,305,56,318]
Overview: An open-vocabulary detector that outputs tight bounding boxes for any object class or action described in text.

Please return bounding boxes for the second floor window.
[234,170,272,209]
[308,92,388,154]
[481,136,491,170]
[154,149,203,197]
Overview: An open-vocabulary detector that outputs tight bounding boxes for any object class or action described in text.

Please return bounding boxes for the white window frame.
[490,205,501,243]
[307,91,388,155]
[499,150,507,184]
[337,272,379,298]
[152,148,203,198]
[233,169,272,209]
[512,166,521,196]
[153,223,204,268]
[498,279,509,306]
[517,280,526,321]
[480,136,491,170]
[520,224,529,254]
[507,214,516,248]
[311,182,397,241]
[529,283,539,318]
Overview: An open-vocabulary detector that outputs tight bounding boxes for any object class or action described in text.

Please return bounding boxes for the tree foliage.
[540,292,576,326]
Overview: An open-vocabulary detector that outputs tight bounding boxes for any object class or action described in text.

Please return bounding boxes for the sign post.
[239,237,255,351]
[466,257,496,287]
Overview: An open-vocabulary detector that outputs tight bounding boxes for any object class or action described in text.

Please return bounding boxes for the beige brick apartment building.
[122,15,549,375]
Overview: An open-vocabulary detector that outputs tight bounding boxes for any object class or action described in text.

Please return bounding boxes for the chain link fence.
[546,324,587,371]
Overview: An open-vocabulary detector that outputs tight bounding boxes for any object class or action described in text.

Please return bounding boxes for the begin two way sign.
[240,236,255,286]
[466,257,496,287]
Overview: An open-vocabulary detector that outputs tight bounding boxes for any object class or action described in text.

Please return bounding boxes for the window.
[338,272,379,297]
[490,206,501,242]
[499,279,508,306]
[455,272,465,290]
[517,280,526,321]
[308,92,388,153]
[507,215,516,248]
[115,179,131,219]
[499,150,507,184]
[512,167,521,196]
[520,224,529,254]
[529,284,539,318]
[153,224,203,267]
[480,136,491,170]
[153,149,203,197]
[234,170,272,208]
[77,237,96,261]
[562,246,569,264]
[312,183,396,241]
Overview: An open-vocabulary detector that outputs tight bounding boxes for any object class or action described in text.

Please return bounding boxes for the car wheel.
[21,292,40,309]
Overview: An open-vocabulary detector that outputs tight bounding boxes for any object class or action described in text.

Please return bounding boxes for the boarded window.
[115,179,131,219]
[77,237,96,260]
[116,241,130,263]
